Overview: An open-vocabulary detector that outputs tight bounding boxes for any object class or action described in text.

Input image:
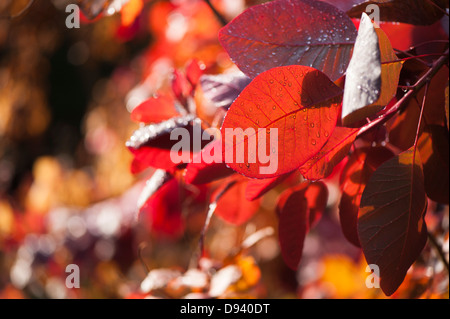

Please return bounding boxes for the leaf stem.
[413,82,428,150]
[203,0,228,27]
[357,48,449,138]
[427,231,450,274]
[381,52,449,65]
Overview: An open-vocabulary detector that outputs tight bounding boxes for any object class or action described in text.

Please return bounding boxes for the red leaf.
[244,173,291,201]
[304,181,328,227]
[127,116,205,174]
[213,176,261,225]
[299,126,358,180]
[221,65,342,178]
[338,147,394,247]
[130,93,179,123]
[140,178,184,238]
[277,181,328,269]
[218,0,357,81]
[185,59,205,87]
[172,69,192,104]
[184,139,234,185]
[351,19,449,51]
[130,146,181,174]
[358,147,428,296]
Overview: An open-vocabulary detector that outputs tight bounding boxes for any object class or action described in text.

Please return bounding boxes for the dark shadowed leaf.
[347,0,448,26]
[277,181,328,269]
[221,65,342,178]
[418,125,449,204]
[127,115,197,173]
[445,82,449,128]
[339,147,394,247]
[277,184,309,270]
[130,93,179,124]
[219,0,357,81]
[200,72,251,109]
[358,147,428,296]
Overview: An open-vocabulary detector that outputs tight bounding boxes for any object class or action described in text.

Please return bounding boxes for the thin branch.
[357,48,449,138]
[203,0,228,27]
[424,0,449,16]
[381,52,448,65]
[427,231,450,274]
[138,242,150,274]
[394,48,431,67]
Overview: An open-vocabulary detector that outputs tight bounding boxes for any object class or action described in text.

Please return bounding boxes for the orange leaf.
[221,65,342,178]
[299,126,358,180]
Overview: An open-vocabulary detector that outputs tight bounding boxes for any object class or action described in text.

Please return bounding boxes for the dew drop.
[272,106,276,110]
[311,139,316,145]
[310,123,314,128]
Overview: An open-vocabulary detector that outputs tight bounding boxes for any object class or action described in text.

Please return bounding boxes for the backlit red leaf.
[140,178,184,238]
[299,126,358,180]
[213,176,261,225]
[304,181,328,227]
[347,0,448,26]
[221,65,342,179]
[358,147,428,296]
[200,72,251,110]
[130,93,179,123]
[244,173,291,201]
[218,0,357,81]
